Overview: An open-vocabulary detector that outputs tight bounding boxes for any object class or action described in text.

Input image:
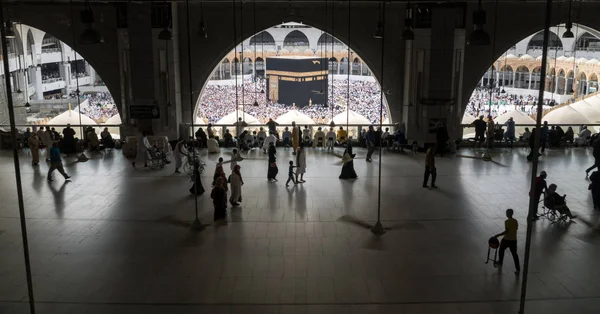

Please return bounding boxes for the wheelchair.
[541,194,570,223]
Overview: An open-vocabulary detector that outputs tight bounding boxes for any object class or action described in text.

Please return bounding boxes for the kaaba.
[265,56,329,108]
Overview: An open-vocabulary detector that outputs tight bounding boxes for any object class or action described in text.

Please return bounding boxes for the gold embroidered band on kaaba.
[265,70,329,78]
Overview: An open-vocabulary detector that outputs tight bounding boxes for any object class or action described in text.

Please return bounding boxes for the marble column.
[512,71,516,88]
[31,66,43,100]
[528,72,532,89]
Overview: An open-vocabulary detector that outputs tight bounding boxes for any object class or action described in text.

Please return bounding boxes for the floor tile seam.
[1,295,600,307]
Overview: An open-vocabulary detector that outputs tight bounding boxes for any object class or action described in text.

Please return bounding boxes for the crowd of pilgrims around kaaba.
[466,87,555,119]
[195,77,388,124]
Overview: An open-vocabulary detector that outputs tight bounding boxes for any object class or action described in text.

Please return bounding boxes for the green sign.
[129,105,160,119]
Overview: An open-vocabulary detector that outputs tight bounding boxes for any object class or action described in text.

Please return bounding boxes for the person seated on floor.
[100,127,115,149]
[392,128,407,152]
[87,128,100,151]
[195,127,208,148]
[548,126,560,148]
[326,127,336,150]
[521,127,532,142]
[545,183,577,220]
[337,126,348,144]
[564,126,574,144]
[207,136,220,153]
[257,127,267,148]
[223,129,234,147]
[576,125,592,146]
[302,125,312,146]
[313,127,325,148]
[282,127,292,148]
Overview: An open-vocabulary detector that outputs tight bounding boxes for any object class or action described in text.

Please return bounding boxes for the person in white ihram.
[263,131,277,153]
[132,131,151,169]
[42,126,54,161]
[173,139,188,174]
[326,127,336,150]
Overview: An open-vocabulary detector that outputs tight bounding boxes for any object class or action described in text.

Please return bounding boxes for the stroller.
[146,145,171,169]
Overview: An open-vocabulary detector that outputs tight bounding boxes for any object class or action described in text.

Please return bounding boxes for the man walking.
[365,125,375,162]
[494,209,521,276]
[47,142,71,182]
[423,143,437,188]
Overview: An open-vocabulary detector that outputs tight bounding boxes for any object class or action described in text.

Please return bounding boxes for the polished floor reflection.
[1,146,599,314]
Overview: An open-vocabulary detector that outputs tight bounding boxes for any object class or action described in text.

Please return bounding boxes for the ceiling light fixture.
[4,20,16,38]
[79,0,104,45]
[158,1,172,40]
[373,2,384,39]
[563,0,574,38]
[467,0,490,46]
[199,1,207,38]
[402,3,414,41]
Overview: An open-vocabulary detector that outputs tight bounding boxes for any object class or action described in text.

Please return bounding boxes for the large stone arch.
[181,1,399,126]
[7,3,122,114]
[462,0,600,119]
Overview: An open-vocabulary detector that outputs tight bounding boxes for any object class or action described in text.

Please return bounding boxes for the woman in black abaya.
[339,139,358,179]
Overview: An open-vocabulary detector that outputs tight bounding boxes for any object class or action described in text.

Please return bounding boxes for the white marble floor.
[0,145,599,314]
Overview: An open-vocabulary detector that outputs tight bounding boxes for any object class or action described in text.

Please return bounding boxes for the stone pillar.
[496,72,500,88]
[59,62,71,93]
[564,77,568,95]
[126,3,156,133]
[554,76,559,94]
[16,70,27,93]
[512,71,516,88]
[528,72,532,89]
[86,62,97,84]
[31,66,43,100]
[585,81,589,95]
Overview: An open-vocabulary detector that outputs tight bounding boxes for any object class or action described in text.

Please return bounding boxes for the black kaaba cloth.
[265,56,329,108]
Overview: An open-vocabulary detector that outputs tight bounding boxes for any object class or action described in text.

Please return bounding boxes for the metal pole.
[186,0,203,229]
[70,0,87,163]
[520,0,553,313]
[346,0,350,131]
[0,4,36,313]
[487,0,499,152]
[371,0,385,235]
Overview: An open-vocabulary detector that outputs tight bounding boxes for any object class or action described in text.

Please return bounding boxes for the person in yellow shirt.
[337,126,347,144]
[494,208,520,275]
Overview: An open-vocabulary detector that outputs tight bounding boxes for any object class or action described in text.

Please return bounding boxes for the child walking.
[286,160,297,187]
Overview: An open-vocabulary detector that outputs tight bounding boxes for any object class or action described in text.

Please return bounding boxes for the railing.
[183,123,396,140]
[460,123,600,141]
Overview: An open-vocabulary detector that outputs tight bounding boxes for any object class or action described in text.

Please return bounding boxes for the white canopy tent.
[495,110,536,125]
[216,110,261,125]
[47,108,97,138]
[275,110,315,125]
[102,114,123,140]
[332,110,371,125]
[543,106,594,132]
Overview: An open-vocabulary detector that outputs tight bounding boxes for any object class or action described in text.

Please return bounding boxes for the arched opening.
[194,23,389,132]
[221,59,231,79]
[515,66,530,89]
[329,57,338,74]
[243,57,253,75]
[575,32,600,51]
[339,57,349,75]
[249,31,275,48]
[352,58,360,75]
[255,57,264,77]
[589,73,599,94]
[527,31,563,51]
[0,24,120,134]
[500,65,514,88]
[578,72,588,96]
[545,68,556,92]
[480,66,495,88]
[566,70,575,94]
[317,33,343,49]
[283,30,309,50]
[531,66,541,90]
[557,70,566,95]
[233,58,240,76]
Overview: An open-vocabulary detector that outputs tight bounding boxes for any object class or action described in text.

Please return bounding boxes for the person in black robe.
[189,162,205,196]
[267,142,278,182]
[527,128,541,161]
[62,124,76,154]
[590,171,600,210]
[211,177,227,222]
[339,139,358,179]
